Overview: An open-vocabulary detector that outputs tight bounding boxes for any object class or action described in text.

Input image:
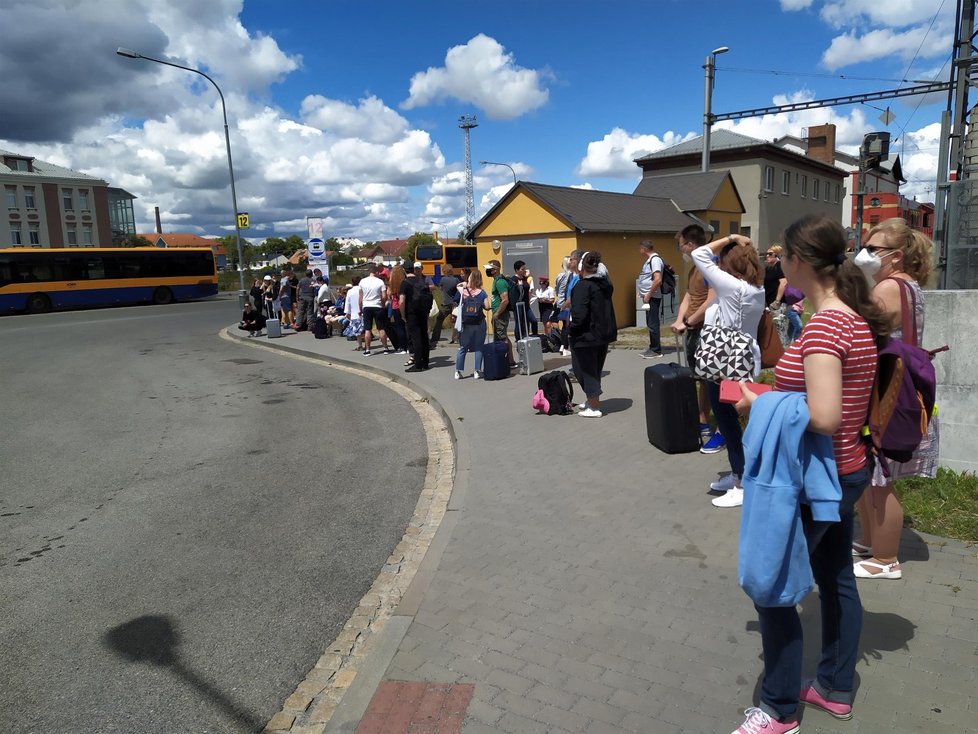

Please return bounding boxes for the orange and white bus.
[0,247,218,314]
[414,243,478,283]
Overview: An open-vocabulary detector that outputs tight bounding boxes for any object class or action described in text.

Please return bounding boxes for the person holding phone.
[690,233,765,507]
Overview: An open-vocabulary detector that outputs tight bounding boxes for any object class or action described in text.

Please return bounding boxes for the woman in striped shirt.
[730,215,890,734]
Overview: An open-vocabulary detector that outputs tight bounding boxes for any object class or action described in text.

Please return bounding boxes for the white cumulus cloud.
[402,34,550,120]
[576,128,696,178]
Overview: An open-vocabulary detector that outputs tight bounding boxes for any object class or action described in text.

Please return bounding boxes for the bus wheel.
[152,287,174,305]
[26,293,51,314]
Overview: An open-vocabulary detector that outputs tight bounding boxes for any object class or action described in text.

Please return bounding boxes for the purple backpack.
[865,279,946,475]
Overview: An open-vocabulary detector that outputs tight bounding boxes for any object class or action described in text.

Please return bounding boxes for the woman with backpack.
[728,214,890,734]
[852,218,938,580]
[454,269,490,380]
[569,251,616,417]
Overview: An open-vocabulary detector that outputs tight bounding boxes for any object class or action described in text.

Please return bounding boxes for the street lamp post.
[478,160,517,185]
[701,46,730,173]
[116,47,246,297]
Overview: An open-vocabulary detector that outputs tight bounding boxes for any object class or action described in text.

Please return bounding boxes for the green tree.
[216,234,252,270]
[284,235,306,255]
[262,236,287,256]
[405,232,436,263]
[126,234,154,247]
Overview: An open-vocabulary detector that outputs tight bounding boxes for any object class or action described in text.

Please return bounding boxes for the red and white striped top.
[774,309,878,474]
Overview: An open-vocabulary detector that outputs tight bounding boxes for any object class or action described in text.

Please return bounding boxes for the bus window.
[415,244,443,261]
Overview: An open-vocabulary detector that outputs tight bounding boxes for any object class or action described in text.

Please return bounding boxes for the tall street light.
[479,160,517,185]
[116,47,246,295]
[701,46,730,173]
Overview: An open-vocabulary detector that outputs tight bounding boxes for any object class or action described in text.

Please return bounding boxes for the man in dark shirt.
[238,302,266,337]
[400,262,433,371]
[294,269,316,331]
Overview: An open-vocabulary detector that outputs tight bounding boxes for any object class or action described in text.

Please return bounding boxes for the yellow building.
[467,174,743,328]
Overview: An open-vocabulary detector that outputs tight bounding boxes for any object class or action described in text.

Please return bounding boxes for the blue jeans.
[706,381,745,476]
[456,321,486,372]
[645,298,661,352]
[755,466,870,722]
[786,308,803,342]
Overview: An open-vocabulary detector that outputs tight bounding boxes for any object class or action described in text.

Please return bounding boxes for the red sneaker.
[799,680,853,720]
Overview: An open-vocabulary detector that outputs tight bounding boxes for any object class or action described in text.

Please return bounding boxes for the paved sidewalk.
[230,327,977,734]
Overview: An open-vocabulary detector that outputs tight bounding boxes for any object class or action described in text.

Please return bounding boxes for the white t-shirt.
[359,275,386,308]
[638,254,663,298]
[345,285,362,319]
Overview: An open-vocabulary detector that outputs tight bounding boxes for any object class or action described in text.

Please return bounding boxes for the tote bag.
[694,286,756,382]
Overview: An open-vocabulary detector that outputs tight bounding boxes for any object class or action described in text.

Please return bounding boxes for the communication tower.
[459,114,478,235]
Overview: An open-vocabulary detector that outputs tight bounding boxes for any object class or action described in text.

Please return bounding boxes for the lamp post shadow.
[104,614,265,732]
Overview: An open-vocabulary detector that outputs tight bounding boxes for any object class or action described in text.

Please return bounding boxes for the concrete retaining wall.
[925,290,978,473]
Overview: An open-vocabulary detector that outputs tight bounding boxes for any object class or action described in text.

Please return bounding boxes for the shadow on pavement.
[104,614,264,733]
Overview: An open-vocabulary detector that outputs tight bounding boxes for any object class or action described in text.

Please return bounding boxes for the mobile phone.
[719,380,773,404]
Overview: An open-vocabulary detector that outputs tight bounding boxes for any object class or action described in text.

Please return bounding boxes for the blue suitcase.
[481,341,510,380]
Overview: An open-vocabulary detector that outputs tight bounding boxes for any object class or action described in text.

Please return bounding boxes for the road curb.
[221,328,467,734]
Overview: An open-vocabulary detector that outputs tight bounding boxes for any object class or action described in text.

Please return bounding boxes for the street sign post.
[237,213,250,229]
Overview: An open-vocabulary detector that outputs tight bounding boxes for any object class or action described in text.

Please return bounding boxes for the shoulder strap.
[889,277,917,346]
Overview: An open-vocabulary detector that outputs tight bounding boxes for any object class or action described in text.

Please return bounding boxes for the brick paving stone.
[355,681,473,734]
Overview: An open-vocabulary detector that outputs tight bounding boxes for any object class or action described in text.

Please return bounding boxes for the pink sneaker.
[799,680,853,720]
[730,708,799,734]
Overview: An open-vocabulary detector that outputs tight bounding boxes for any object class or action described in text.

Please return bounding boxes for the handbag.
[757,308,785,368]
[693,286,756,382]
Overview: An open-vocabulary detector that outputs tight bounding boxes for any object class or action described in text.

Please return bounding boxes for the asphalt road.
[0,296,427,734]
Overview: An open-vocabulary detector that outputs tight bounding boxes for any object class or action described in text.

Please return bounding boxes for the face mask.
[854,248,895,279]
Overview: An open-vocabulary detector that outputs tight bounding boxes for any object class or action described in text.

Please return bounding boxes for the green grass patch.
[896,468,978,543]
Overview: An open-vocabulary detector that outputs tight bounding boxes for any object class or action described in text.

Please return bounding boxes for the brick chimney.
[806,124,836,165]
[155,206,162,234]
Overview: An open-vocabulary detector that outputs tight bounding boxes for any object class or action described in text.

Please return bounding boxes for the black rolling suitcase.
[313,316,330,339]
[645,334,700,453]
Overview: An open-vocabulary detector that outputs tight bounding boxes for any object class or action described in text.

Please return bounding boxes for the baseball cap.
[263,275,272,281]
[413,261,423,270]
[483,262,496,272]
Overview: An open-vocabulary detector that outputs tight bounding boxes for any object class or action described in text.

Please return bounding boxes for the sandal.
[851,541,872,558]
[404,358,414,366]
[853,559,902,579]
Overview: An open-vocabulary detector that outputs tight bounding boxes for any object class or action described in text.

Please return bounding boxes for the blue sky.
[0,0,953,242]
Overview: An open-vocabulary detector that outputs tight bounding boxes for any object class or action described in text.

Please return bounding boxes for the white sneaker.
[712,488,744,508]
[454,370,462,380]
[473,371,482,380]
[578,407,603,418]
[577,402,588,410]
[710,474,739,492]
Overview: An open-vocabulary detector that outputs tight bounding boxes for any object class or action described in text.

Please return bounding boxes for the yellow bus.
[0,247,218,314]
[414,242,478,283]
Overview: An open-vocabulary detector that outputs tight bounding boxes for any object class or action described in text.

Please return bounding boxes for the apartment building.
[1,148,136,248]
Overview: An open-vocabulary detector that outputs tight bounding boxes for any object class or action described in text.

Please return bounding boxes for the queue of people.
[239,215,940,734]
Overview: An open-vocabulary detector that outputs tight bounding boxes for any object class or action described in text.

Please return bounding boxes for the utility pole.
[459,115,478,238]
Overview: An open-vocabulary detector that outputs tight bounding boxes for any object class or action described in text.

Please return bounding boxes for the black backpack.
[506,276,526,312]
[410,277,434,317]
[537,371,574,415]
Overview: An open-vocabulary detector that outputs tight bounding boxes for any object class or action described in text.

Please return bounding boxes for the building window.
[781,171,790,195]
[824,183,831,202]
[79,189,90,210]
[62,188,73,210]
[763,166,774,192]
[813,179,820,200]
[82,224,93,245]
[29,222,40,245]
[729,221,739,234]
[67,226,77,245]
[834,185,840,203]
[24,186,36,209]
[11,222,23,244]
[5,185,17,208]
[709,219,720,235]
[801,176,808,198]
